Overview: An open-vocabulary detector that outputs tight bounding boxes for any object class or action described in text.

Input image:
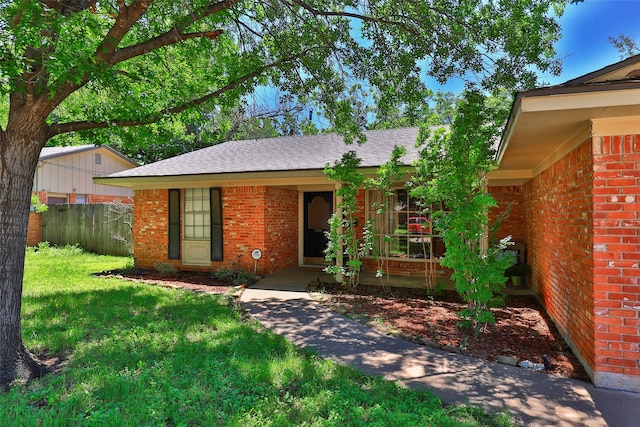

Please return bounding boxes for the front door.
[303,191,333,264]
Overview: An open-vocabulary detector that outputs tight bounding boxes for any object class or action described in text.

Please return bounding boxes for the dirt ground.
[108,270,590,382]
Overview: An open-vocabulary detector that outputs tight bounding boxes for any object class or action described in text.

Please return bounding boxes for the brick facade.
[26,212,41,246]
[264,187,299,273]
[224,186,299,275]
[130,141,640,391]
[590,134,640,391]
[87,194,133,204]
[134,185,452,279]
[488,185,525,244]
[512,134,640,392]
[133,187,299,276]
[522,139,596,381]
[133,189,171,269]
[38,190,132,205]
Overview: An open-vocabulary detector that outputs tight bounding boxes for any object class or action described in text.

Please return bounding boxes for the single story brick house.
[95,127,437,276]
[27,144,137,246]
[97,54,640,392]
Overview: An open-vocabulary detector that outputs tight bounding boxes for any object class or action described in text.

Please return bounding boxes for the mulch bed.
[313,283,591,382]
[97,270,236,294]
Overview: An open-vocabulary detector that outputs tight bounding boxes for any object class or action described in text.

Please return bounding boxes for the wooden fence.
[40,203,133,256]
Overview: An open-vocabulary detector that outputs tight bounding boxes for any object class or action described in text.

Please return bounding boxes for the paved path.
[240,275,640,427]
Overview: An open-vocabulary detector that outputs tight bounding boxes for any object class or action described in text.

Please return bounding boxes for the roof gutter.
[94,165,416,190]
[496,92,524,165]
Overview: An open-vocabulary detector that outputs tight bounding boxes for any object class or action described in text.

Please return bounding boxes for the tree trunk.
[0,108,50,388]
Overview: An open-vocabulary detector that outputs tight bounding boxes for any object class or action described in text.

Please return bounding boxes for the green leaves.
[412,88,514,332]
[324,150,365,289]
[2,0,567,140]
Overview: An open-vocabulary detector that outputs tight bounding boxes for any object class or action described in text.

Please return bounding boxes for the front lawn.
[0,246,516,426]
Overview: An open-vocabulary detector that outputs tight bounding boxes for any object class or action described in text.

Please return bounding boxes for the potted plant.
[505,263,531,287]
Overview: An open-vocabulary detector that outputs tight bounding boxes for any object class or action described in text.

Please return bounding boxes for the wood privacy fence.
[40,204,133,256]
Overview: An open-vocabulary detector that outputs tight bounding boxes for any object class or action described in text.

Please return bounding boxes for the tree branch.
[93,0,152,65]
[110,30,224,65]
[288,0,420,36]
[40,0,97,16]
[105,0,243,66]
[48,0,237,108]
[45,51,306,138]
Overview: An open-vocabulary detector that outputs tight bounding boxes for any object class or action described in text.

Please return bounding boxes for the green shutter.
[168,189,180,260]
[210,188,223,261]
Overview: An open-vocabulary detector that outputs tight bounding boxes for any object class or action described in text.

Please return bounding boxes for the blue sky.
[544,0,640,85]
[428,0,640,93]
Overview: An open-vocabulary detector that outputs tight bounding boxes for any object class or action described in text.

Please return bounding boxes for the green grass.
[0,246,517,426]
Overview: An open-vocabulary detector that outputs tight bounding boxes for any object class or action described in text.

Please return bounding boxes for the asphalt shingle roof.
[40,144,138,166]
[106,127,422,178]
[40,145,98,160]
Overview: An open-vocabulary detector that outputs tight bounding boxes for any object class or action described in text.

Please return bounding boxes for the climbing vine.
[324,151,366,290]
[365,145,407,293]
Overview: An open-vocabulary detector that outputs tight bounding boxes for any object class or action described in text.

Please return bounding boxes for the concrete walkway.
[240,269,640,427]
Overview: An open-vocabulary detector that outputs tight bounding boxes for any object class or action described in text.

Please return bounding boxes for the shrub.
[213,267,260,286]
[153,261,177,277]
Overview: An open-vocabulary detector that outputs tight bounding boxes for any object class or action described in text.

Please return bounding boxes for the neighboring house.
[34,145,137,205]
[27,144,137,246]
[96,54,640,393]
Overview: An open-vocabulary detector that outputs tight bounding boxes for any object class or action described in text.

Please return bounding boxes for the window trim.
[184,187,211,241]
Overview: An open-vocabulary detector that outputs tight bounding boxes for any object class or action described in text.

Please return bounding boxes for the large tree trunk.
[0,106,50,388]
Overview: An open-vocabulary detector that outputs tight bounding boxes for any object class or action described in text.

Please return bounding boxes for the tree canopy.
[2,0,566,142]
[0,0,569,387]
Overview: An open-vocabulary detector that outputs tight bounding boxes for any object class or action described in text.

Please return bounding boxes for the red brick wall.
[522,139,595,378]
[88,194,133,204]
[26,212,41,246]
[38,191,132,205]
[223,186,267,272]
[591,134,640,390]
[133,187,300,276]
[488,185,525,243]
[362,258,450,277]
[133,189,171,269]
[264,187,299,273]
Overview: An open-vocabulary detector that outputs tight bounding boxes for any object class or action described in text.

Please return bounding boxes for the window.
[168,188,223,262]
[184,188,210,240]
[367,189,445,259]
[75,194,87,204]
[47,196,67,205]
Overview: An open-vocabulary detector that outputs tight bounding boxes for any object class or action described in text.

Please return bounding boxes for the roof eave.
[95,165,416,190]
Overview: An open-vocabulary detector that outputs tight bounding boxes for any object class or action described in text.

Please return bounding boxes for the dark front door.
[303,191,333,263]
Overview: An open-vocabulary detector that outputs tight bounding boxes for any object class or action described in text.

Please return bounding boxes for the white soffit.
[492,91,640,186]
